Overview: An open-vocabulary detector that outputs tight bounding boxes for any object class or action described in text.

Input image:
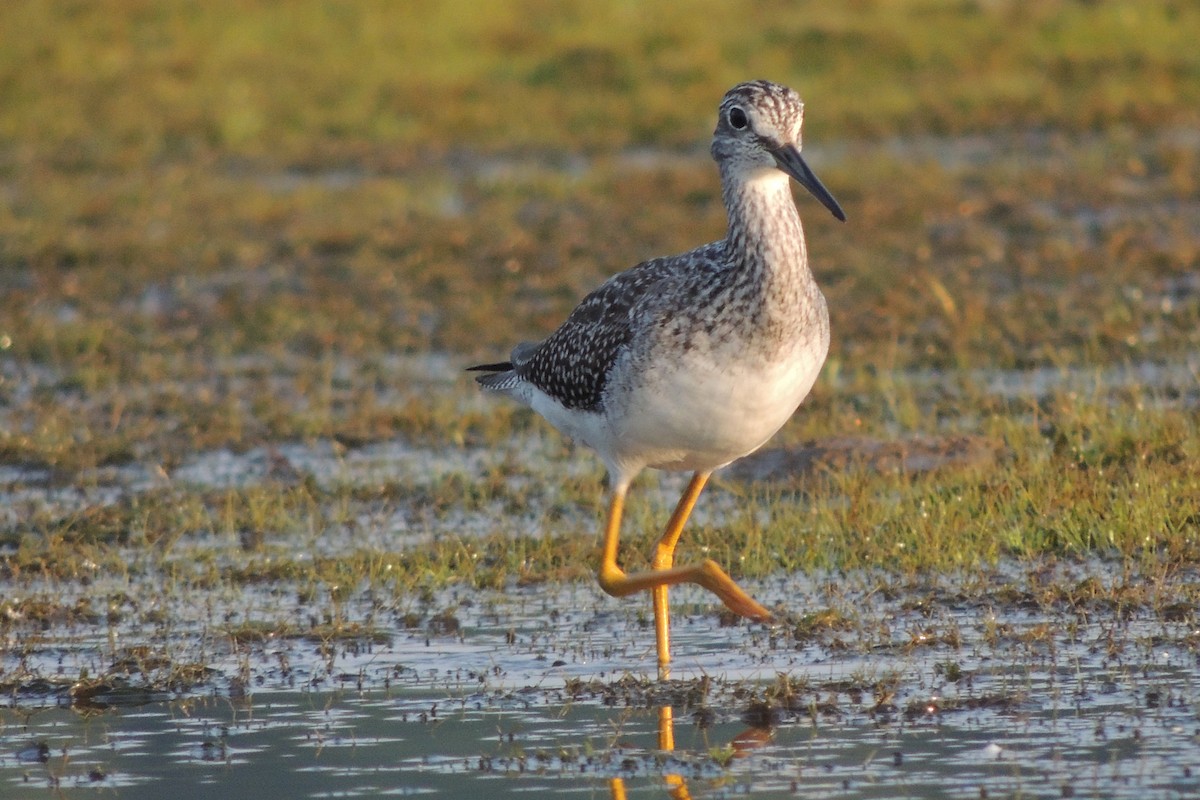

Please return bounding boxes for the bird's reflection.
[609,704,770,799]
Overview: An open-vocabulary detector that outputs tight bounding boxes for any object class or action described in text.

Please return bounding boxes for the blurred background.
[3,8,1199,795]
[1,0,1197,466]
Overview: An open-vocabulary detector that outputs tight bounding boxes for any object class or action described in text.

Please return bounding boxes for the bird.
[469,80,845,679]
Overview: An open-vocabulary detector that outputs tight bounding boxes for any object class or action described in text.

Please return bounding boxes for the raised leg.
[597,471,771,678]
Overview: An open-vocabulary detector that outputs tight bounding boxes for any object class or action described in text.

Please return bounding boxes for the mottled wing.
[515,257,682,411]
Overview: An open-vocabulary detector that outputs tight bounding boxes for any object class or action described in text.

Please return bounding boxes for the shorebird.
[469,80,845,678]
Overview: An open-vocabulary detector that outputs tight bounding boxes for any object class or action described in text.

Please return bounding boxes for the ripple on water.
[3,563,1199,798]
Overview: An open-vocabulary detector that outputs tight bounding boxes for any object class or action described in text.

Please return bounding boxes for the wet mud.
[3,562,1199,798]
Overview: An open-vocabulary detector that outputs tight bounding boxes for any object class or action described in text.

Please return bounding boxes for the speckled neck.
[718,166,821,332]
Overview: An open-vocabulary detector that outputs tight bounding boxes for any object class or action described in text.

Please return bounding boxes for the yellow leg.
[659,705,691,799]
[658,704,675,750]
[609,705,690,800]
[597,471,771,678]
[652,472,709,678]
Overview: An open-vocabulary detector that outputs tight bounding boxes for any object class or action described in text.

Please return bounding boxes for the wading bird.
[470,80,845,678]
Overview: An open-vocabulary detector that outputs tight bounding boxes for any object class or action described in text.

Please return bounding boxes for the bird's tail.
[466,361,521,391]
[465,361,513,373]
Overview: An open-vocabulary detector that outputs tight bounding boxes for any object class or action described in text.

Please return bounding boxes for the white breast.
[606,338,828,474]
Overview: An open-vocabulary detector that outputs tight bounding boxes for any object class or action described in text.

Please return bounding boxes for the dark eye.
[728,107,748,130]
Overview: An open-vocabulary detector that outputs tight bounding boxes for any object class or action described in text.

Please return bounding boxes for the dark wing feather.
[472,242,726,410]
[465,361,513,373]
[516,257,679,411]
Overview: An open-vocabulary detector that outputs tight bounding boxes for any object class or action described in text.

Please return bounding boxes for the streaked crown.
[711,80,805,168]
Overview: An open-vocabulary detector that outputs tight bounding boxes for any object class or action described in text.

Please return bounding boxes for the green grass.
[0,0,1198,636]
[4,1,1198,164]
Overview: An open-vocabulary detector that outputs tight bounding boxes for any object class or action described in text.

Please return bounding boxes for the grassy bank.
[1,0,1198,612]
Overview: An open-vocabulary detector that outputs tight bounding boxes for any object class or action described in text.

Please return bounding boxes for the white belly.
[521,324,828,488]
[607,341,827,474]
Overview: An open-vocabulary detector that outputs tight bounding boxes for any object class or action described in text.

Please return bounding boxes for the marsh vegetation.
[1,1,1198,796]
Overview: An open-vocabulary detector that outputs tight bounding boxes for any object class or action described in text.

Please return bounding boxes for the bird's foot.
[695,559,772,621]
[598,560,771,621]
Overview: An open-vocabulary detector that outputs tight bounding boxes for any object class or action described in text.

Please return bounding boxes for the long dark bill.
[772,145,846,222]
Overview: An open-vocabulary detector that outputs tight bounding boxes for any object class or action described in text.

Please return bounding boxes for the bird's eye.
[728,107,748,130]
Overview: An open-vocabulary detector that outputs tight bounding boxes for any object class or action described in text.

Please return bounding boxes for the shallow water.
[3,567,1199,798]
[3,353,1199,797]
[9,681,1196,799]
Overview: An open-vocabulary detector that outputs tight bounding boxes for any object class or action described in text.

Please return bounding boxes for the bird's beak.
[772,145,846,222]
